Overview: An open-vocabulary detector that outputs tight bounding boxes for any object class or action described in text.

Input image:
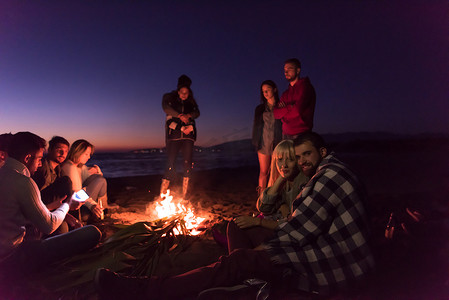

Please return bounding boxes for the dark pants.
[83,174,107,202]
[226,221,276,253]
[164,139,194,180]
[148,248,283,299]
[76,174,108,222]
[0,225,101,279]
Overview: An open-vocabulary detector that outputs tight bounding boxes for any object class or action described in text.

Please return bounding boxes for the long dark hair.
[177,85,198,107]
[260,80,280,107]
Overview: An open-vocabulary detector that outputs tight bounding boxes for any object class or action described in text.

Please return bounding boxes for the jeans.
[83,174,107,202]
[164,139,194,180]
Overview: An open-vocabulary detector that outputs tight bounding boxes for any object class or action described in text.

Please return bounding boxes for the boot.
[160,178,170,196]
[182,177,190,199]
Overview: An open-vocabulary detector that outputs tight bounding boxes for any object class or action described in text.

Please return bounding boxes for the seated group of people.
[0,132,115,286]
[0,131,375,299]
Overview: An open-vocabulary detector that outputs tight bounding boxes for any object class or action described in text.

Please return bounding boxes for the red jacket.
[273,77,316,136]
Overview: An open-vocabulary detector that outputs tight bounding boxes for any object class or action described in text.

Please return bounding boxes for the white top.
[60,160,96,209]
[0,157,69,260]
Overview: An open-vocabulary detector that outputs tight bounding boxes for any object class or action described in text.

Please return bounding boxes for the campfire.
[108,189,208,236]
[153,189,206,236]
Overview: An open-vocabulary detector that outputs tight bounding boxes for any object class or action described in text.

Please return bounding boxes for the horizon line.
[94,131,449,152]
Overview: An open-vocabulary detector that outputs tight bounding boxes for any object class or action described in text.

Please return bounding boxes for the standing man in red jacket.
[273,58,316,139]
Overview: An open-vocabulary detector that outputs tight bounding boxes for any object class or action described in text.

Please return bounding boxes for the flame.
[155,190,205,235]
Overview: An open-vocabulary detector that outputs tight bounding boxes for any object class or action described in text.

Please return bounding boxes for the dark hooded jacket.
[162,91,200,142]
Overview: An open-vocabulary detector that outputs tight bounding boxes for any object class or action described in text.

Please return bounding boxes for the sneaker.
[244,278,270,300]
[197,284,256,300]
[95,268,148,300]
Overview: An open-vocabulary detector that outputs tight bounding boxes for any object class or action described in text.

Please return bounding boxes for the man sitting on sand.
[0,132,101,282]
[33,136,71,191]
[33,136,73,209]
[95,131,374,299]
[32,135,81,234]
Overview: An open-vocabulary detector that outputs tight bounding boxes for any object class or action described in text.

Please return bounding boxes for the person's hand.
[95,165,102,175]
[179,115,190,124]
[267,175,286,195]
[69,199,83,211]
[88,165,102,175]
[90,204,104,219]
[66,195,83,211]
[182,126,194,135]
[278,204,290,218]
[278,101,286,108]
[234,216,261,229]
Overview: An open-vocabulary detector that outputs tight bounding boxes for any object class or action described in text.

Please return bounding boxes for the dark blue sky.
[1,1,447,150]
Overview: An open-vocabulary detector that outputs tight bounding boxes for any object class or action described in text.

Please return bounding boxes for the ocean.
[87,136,449,196]
[89,149,259,178]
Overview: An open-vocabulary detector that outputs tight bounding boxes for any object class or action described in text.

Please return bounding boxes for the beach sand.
[2,148,449,299]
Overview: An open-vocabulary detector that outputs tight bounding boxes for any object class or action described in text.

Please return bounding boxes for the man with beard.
[95,132,374,299]
[273,58,316,139]
[32,136,78,234]
[33,136,70,191]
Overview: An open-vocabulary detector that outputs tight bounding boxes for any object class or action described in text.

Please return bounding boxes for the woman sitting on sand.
[226,140,309,253]
[252,80,283,197]
[61,139,115,222]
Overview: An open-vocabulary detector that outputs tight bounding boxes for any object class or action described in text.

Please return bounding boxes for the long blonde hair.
[67,139,94,165]
[267,140,297,187]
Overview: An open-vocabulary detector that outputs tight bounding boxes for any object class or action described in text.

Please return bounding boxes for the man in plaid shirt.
[96,132,374,299]
[262,131,375,295]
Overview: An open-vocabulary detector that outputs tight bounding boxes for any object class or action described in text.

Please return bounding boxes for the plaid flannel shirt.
[263,153,375,295]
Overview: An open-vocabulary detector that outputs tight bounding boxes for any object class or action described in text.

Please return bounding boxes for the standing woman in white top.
[61,139,113,221]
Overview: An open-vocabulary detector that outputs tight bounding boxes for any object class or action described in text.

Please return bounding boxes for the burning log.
[149,189,206,236]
